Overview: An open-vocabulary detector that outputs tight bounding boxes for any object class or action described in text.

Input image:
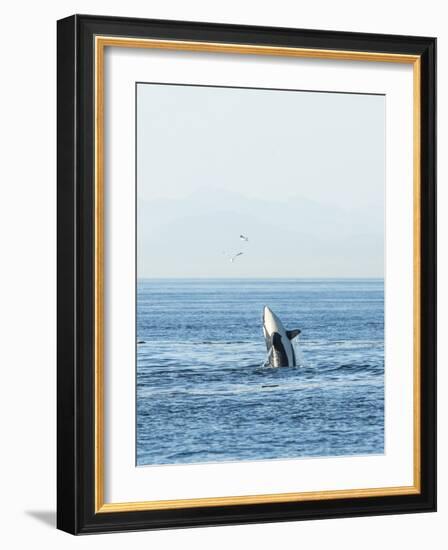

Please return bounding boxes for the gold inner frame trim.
[94,35,422,513]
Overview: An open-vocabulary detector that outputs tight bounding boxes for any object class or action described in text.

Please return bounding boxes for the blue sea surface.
[136,279,384,466]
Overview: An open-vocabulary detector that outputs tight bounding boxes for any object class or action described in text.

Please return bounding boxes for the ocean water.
[136,279,384,466]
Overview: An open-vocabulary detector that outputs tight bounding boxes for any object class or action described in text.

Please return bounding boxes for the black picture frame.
[57,14,436,535]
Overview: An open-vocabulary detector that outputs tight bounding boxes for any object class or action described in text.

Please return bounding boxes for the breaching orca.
[263,306,301,367]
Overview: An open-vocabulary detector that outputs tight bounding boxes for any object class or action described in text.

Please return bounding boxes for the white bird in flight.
[222,235,248,263]
[230,252,244,263]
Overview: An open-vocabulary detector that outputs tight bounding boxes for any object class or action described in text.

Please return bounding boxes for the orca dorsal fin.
[286,329,301,340]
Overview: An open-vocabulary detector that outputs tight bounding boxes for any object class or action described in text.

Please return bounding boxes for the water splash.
[293,336,306,367]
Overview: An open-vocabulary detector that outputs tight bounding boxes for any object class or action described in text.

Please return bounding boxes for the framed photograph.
[57,14,436,534]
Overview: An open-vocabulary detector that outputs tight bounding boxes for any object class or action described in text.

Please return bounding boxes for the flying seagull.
[230,252,244,263]
[240,234,249,242]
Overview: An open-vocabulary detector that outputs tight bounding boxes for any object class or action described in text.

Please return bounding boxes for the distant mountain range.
[137,188,384,278]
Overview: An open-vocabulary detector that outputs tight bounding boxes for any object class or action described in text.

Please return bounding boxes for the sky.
[137,83,385,278]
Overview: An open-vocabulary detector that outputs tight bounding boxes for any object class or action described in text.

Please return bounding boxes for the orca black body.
[262,306,301,367]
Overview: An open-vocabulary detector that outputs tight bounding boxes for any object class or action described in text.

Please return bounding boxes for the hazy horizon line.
[137,276,384,281]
